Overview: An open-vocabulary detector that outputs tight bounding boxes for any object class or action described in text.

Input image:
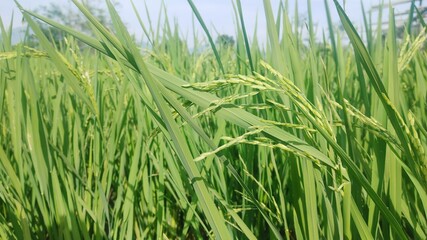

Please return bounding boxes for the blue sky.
[1,0,412,45]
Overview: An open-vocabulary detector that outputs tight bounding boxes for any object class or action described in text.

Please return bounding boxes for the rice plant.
[0,0,426,239]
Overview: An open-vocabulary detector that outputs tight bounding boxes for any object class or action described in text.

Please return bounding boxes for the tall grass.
[0,0,426,239]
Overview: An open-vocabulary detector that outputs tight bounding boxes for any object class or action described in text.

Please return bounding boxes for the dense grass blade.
[333,1,415,239]
[186,0,225,75]
[235,0,254,73]
[2,1,426,239]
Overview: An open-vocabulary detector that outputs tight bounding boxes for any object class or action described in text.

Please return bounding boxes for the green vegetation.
[0,0,426,239]
[27,0,117,45]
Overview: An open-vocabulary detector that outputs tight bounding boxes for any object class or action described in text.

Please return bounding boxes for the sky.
[0,0,414,45]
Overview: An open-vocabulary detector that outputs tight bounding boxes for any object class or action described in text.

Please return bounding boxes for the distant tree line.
[28,0,118,45]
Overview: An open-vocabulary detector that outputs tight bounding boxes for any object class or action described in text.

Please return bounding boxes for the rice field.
[0,0,426,239]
